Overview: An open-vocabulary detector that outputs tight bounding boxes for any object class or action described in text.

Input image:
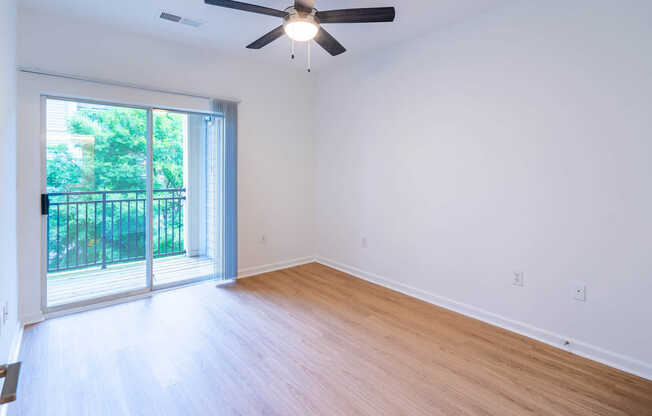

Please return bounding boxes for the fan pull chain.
[291,40,295,60]
[307,41,311,72]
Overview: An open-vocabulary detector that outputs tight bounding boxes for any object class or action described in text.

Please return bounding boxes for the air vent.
[160,12,181,23]
[160,12,203,28]
[180,18,202,28]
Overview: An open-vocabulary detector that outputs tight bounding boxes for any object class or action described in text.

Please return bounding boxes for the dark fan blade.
[314,27,346,56]
[316,7,395,24]
[246,25,285,49]
[204,0,287,18]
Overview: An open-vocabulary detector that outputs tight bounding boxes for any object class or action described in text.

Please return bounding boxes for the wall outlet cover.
[512,271,524,287]
[573,283,586,302]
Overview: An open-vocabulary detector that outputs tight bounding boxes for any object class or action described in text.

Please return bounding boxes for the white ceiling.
[18,0,511,69]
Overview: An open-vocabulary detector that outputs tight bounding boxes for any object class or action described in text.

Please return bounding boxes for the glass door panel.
[45,98,148,307]
[151,109,219,287]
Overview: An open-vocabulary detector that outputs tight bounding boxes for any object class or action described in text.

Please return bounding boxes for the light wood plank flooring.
[9,263,652,415]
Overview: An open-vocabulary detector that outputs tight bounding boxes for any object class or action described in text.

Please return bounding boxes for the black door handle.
[41,194,50,215]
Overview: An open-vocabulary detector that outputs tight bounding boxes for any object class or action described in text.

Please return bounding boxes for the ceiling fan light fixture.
[284,19,319,42]
[205,1,396,60]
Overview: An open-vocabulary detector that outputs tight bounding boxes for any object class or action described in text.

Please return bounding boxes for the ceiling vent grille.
[160,12,202,27]
[180,18,202,28]
[160,12,181,22]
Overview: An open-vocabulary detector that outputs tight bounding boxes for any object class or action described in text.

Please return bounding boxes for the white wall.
[0,0,19,364]
[314,0,652,378]
[15,0,652,381]
[17,10,315,322]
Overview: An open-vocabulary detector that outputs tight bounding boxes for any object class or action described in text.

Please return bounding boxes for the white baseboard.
[237,256,315,279]
[315,256,652,382]
[8,323,23,363]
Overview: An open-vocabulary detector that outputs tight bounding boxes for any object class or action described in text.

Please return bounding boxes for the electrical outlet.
[260,234,267,244]
[512,271,524,287]
[2,301,8,324]
[361,237,368,248]
[573,283,586,301]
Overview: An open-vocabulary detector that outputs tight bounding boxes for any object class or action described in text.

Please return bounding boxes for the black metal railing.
[46,189,186,273]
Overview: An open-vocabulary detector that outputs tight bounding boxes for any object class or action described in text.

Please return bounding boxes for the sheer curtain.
[211,99,238,281]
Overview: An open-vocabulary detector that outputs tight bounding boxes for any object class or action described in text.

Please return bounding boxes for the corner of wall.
[0,0,19,371]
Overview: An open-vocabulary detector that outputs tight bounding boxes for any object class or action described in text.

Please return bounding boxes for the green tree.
[47,106,185,192]
[68,107,148,191]
[153,111,184,189]
[46,144,83,192]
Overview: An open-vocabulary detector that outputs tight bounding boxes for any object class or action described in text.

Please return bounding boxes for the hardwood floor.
[8,263,652,415]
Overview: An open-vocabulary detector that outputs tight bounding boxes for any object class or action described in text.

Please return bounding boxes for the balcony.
[46,189,217,307]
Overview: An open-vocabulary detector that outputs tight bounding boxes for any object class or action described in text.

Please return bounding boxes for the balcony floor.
[47,255,217,307]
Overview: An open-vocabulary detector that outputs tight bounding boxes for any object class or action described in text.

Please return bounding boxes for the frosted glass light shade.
[284,21,319,42]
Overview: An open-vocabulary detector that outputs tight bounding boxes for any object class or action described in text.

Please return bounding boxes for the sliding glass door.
[43,97,221,310]
[151,109,220,288]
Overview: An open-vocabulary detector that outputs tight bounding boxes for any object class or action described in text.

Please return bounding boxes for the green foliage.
[46,106,185,193]
[46,144,82,192]
[153,111,185,189]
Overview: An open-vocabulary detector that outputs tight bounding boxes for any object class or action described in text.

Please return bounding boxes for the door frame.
[40,94,221,315]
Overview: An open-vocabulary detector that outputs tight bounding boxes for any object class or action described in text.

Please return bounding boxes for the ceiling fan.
[204,0,396,71]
